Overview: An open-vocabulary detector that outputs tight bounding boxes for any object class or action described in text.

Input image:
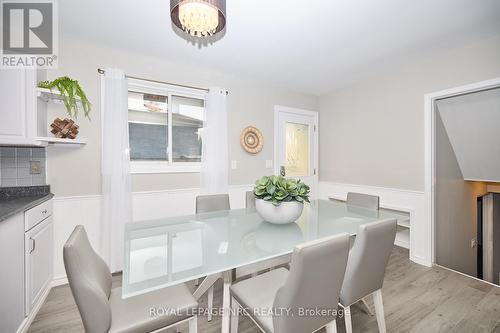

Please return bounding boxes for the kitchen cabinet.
[0,198,53,333]
[25,214,53,315]
[0,213,25,333]
[0,69,37,145]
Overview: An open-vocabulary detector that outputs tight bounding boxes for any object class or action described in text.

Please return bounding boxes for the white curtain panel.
[100,68,132,272]
[200,87,229,194]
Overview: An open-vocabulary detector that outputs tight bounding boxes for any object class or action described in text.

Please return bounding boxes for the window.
[128,79,205,174]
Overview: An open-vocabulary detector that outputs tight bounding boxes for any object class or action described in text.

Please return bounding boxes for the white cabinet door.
[0,68,36,144]
[0,213,25,333]
[25,216,53,315]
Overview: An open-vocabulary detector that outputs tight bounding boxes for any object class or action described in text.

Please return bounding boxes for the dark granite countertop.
[0,186,54,223]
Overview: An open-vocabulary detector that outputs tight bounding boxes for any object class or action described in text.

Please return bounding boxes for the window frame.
[127,78,206,174]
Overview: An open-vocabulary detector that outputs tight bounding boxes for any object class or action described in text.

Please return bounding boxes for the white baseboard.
[16,282,51,333]
[51,276,69,287]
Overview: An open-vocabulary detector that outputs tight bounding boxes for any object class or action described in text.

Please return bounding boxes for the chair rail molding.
[318,181,428,266]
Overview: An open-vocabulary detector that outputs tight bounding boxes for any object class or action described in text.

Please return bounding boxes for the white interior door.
[274,106,318,198]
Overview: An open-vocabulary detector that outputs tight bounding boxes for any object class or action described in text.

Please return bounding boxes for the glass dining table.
[123,199,409,333]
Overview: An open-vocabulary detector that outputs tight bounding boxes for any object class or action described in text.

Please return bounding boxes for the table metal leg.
[193,273,221,300]
[221,270,232,333]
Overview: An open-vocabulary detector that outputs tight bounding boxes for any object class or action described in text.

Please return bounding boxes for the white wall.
[318,34,500,191]
[46,37,318,197]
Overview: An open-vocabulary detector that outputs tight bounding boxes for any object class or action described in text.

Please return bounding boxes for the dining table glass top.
[122,199,409,298]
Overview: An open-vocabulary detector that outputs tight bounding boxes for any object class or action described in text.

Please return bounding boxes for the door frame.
[274,105,319,197]
[424,77,500,266]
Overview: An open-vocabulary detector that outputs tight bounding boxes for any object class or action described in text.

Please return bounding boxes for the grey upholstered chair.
[245,191,256,210]
[195,194,231,321]
[230,233,351,333]
[346,192,380,210]
[63,225,198,333]
[196,194,230,213]
[339,219,397,333]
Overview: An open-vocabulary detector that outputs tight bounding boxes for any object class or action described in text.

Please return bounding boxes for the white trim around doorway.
[424,77,500,265]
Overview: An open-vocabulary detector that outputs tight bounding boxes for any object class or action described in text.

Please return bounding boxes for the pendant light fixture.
[170,0,226,38]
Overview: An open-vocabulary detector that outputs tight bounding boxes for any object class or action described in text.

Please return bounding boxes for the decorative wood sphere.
[240,126,263,154]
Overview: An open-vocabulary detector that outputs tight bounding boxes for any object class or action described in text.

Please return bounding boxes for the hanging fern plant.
[38,76,91,120]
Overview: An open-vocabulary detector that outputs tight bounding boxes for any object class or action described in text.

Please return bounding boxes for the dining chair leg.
[230,297,239,333]
[344,306,352,333]
[188,316,198,333]
[325,319,337,333]
[221,270,233,333]
[361,297,374,316]
[373,289,387,333]
[207,286,214,321]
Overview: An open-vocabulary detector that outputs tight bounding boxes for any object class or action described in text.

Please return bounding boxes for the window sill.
[130,161,201,174]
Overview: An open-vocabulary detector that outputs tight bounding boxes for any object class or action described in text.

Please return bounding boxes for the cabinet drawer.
[25,199,53,231]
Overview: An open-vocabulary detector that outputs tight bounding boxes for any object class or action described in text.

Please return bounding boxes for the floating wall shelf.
[36,87,83,104]
[36,87,87,147]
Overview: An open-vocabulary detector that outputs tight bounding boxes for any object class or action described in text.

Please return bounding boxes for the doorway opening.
[427,82,500,285]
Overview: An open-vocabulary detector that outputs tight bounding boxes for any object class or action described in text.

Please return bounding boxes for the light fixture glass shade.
[171,0,226,37]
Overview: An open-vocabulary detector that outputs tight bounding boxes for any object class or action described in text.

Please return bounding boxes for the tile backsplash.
[0,147,46,187]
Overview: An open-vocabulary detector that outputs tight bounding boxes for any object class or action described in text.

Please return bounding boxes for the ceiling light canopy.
[170,0,226,38]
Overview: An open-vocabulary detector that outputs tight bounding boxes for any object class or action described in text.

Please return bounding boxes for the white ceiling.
[437,88,500,182]
[59,0,500,95]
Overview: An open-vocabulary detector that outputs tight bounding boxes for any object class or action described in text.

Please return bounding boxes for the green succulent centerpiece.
[253,175,310,224]
[254,175,310,206]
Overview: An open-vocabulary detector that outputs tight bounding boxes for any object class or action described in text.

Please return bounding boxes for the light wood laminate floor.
[28,247,500,333]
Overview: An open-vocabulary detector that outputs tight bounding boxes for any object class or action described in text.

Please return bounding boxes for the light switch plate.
[231,160,237,169]
[265,160,273,169]
[29,161,42,174]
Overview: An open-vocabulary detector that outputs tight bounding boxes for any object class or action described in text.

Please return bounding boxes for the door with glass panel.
[275,106,318,198]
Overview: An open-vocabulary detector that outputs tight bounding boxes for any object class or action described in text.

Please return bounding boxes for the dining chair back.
[246,190,256,210]
[195,193,230,321]
[63,225,112,333]
[339,219,397,333]
[346,192,380,210]
[273,233,350,333]
[64,226,199,333]
[196,194,230,213]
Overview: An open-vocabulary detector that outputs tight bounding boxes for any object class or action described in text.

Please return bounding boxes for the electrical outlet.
[265,160,273,169]
[231,160,237,170]
[471,238,476,248]
[29,161,42,174]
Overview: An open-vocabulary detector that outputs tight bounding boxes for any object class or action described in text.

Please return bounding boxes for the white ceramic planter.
[255,199,304,224]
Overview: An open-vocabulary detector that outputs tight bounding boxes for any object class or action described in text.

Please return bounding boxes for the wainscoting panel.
[52,185,254,280]
[52,182,430,282]
[318,181,430,267]
[52,195,102,280]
